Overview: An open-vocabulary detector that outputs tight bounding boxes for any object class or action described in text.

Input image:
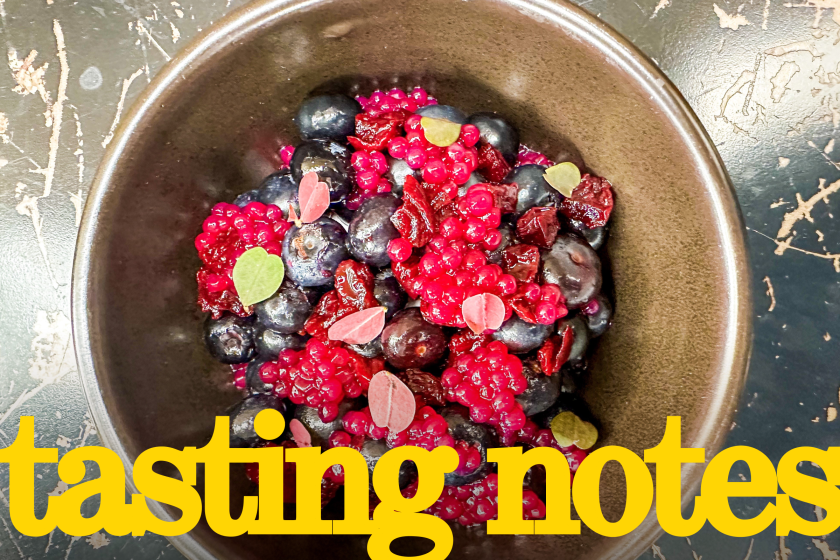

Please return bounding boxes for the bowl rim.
[71,0,752,558]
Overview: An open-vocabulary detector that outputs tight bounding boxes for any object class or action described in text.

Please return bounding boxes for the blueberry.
[458,170,488,197]
[282,217,350,287]
[360,439,416,490]
[348,337,383,358]
[516,359,560,417]
[485,223,515,266]
[440,405,494,486]
[384,156,419,196]
[290,139,352,204]
[257,170,299,219]
[381,308,447,370]
[204,314,257,364]
[294,94,361,141]
[300,284,332,306]
[347,194,401,267]
[246,359,272,394]
[584,294,612,338]
[468,112,520,165]
[556,315,589,362]
[227,394,288,447]
[504,164,557,217]
[294,401,356,447]
[564,217,608,251]
[255,327,308,360]
[415,104,468,125]
[491,314,552,354]
[255,280,312,333]
[233,189,260,208]
[374,269,408,321]
[541,233,602,309]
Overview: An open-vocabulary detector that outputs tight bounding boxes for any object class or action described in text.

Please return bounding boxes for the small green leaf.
[550,411,598,450]
[232,247,285,307]
[544,162,582,198]
[421,116,462,147]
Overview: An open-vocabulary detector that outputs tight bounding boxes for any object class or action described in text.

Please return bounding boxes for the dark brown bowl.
[71,0,752,558]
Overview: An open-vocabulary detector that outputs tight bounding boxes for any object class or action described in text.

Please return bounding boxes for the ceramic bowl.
[72,0,752,558]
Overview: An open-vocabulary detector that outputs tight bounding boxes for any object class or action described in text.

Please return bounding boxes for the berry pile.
[195,85,617,532]
[399,473,546,526]
[196,202,291,317]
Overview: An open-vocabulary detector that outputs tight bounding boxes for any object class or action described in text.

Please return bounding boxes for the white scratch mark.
[764,276,777,311]
[718,70,756,121]
[813,538,840,559]
[56,435,71,448]
[828,405,837,420]
[169,21,180,42]
[64,536,80,560]
[7,49,50,103]
[777,177,840,238]
[15,193,59,289]
[48,480,68,497]
[765,40,824,58]
[784,0,840,26]
[778,536,792,560]
[651,0,670,18]
[763,0,771,29]
[771,61,800,103]
[136,20,172,61]
[652,544,667,560]
[779,157,791,168]
[0,311,75,427]
[714,3,752,29]
[38,20,69,199]
[744,538,754,560]
[826,139,836,154]
[102,67,144,148]
[86,532,110,549]
[45,528,55,553]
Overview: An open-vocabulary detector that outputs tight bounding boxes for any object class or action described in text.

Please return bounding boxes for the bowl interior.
[75,0,750,559]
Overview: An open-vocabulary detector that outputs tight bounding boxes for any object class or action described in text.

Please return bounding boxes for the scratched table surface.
[0,0,838,558]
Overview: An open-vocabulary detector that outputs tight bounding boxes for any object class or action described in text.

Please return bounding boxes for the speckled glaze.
[71,1,752,559]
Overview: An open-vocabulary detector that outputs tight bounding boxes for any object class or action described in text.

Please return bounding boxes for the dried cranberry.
[392,253,423,299]
[502,244,541,283]
[476,142,512,183]
[396,369,446,408]
[391,176,437,247]
[470,182,518,214]
[516,207,560,249]
[537,325,575,375]
[305,260,379,340]
[558,174,614,228]
[420,180,458,212]
[347,112,404,151]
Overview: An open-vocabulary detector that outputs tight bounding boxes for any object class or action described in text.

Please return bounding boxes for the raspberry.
[519,420,590,478]
[558,174,614,229]
[246,441,342,507]
[509,282,568,325]
[342,406,456,450]
[357,87,435,117]
[400,473,546,526]
[441,341,528,441]
[517,145,553,167]
[195,202,290,318]
[258,340,377,422]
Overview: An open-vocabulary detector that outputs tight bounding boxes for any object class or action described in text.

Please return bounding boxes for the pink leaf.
[298,171,330,223]
[368,371,416,433]
[289,418,311,447]
[288,203,299,223]
[462,293,505,334]
[327,306,386,345]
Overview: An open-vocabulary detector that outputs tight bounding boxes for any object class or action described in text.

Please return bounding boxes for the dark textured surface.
[0,2,836,560]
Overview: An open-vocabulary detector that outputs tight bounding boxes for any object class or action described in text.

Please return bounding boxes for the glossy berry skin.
[294,401,356,447]
[540,233,602,308]
[233,189,260,208]
[348,337,383,358]
[491,314,552,354]
[415,104,468,125]
[556,315,589,363]
[255,281,312,333]
[254,327,307,360]
[374,269,408,321]
[227,394,287,447]
[294,94,361,141]
[441,406,494,486]
[290,139,353,203]
[257,170,299,219]
[246,359,272,394]
[583,294,612,338]
[381,308,447,370]
[504,164,557,217]
[361,439,416,490]
[565,217,608,251]
[204,314,257,364]
[384,156,419,196]
[516,359,561,416]
[347,194,401,267]
[282,217,350,287]
[468,112,520,165]
[485,223,515,265]
[458,171,488,197]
